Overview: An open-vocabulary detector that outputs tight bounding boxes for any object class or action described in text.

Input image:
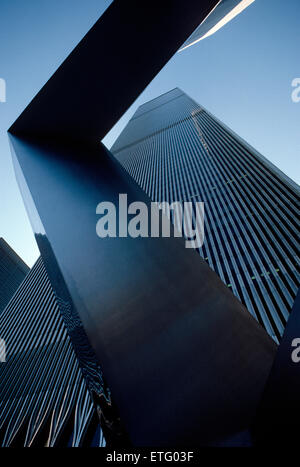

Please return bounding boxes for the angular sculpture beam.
[9,134,277,445]
[8,0,277,446]
[253,289,300,446]
[9,0,220,144]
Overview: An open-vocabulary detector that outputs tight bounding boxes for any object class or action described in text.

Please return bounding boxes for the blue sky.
[0,0,299,267]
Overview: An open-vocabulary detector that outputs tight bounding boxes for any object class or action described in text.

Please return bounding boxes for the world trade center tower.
[111,88,299,341]
[111,88,300,343]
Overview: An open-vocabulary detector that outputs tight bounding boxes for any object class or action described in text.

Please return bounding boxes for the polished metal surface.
[9,134,277,445]
[7,0,280,446]
[0,238,29,313]
[0,257,105,447]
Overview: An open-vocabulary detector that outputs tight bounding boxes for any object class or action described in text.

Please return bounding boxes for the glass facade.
[0,256,105,447]
[111,88,300,343]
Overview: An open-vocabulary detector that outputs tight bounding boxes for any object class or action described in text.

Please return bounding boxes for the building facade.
[111,88,300,342]
[0,255,104,447]
[0,238,29,314]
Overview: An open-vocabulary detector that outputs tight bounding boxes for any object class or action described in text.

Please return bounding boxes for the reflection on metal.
[32,233,128,446]
[0,257,105,446]
[0,238,29,314]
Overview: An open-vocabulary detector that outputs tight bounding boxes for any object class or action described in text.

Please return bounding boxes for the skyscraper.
[0,238,29,313]
[0,255,104,447]
[111,88,300,342]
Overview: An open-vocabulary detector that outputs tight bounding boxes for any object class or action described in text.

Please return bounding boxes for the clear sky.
[0,0,299,267]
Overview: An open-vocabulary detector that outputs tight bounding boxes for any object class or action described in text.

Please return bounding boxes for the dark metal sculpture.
[8,0,279,446]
